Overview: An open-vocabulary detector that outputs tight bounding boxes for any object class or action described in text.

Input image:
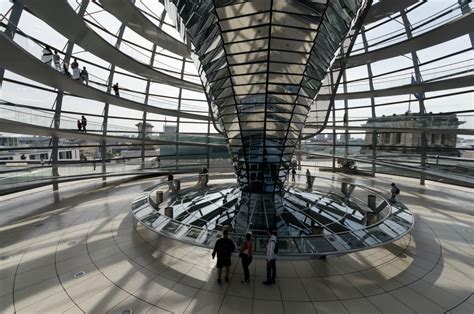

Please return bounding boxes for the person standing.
[291,167,296,182]
[198,167,204,186]
[212,230,235,284]
[71,58,80,80]
[80,67,89,85]
[63,63,71,77]
[263,228,277,285]
[390,183,400,202]
[306,168,312,189]
[81,115,87,133]
[113,83,120,96]
[202,167,209,187]
[53,50,61,71]
[167,172,176,193]
[77,119,82,132]
[239,233,253,284]
[41,46,53,66]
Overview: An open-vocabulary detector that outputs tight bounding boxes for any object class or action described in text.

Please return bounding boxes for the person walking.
[71,58,80,80]
[53,50,61,71]
[41,45,53,66]
[80,67,89,85]
[77,119,82,132]
[212,230,235,284]
[113,83,120,96]
[390,183,400,202]
[291,167,296,182]
[263,228,277,285]
[81,115,87,133]
[239,233,253,284]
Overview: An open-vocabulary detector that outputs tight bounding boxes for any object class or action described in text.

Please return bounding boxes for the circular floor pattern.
[0,174,472,313]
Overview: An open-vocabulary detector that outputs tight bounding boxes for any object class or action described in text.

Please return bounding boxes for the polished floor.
[0,173,472,313]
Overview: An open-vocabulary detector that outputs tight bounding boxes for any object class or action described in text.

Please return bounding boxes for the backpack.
[273,239,279,255]
[395,187,400,195]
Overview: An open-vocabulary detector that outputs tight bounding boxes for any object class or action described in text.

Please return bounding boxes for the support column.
[174,56,187,170]
[206,115,211,169]
[101,23,126,182]
[342,71,349,158]
[0,0,24,85]
[141,10,165,170]
[140,44,157,170]
[51,0,90,190]
[330,70,336,172]
[361,28,377,176]
[400,10,427,185]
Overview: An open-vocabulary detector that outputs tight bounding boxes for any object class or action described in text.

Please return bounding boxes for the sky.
[0,0,472,140]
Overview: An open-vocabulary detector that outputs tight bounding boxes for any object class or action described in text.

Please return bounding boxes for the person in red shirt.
[239,233,253,284]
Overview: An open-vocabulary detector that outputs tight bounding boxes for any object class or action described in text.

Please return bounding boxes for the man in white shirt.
[263,228,277,285]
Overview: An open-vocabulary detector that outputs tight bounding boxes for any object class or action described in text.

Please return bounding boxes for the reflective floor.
[0,172,472,313]
[134,177,413,256]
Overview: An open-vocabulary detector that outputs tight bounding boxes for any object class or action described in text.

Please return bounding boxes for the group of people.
[42,47,124,98]
[77,115,88,132]
[290,167,313,189]
[42,46,89,84]
[212,228,277,285]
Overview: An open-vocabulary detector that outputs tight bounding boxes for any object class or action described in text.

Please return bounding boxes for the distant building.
[163,124,177,134]
[136,122,154,138]
[0,134,20,147]
[315,134,326,141]
[339,134,350,141]
[360,112,462,156]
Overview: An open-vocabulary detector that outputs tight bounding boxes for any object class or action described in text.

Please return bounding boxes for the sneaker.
[217,278,222,284]
[225,276,229,282]
[262,281,272,285]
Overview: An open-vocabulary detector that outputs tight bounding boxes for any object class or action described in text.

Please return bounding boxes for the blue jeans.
[266,259,276,282]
